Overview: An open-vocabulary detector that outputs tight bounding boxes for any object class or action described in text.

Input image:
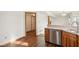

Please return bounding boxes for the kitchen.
[45,11,79,47]
[0,11,79,47]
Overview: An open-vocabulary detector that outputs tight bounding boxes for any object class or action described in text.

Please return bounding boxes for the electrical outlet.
[4,36,7,39]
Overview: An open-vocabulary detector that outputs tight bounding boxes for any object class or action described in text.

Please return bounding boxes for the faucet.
[70,21,78,32]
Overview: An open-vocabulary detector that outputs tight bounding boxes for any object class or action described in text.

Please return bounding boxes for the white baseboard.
[0,40,10,45]
[0,35,25,46]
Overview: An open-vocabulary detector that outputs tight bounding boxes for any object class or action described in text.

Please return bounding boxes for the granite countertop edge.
[45,25,79,35]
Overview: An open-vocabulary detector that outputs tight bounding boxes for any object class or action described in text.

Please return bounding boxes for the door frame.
[25,12,36,36]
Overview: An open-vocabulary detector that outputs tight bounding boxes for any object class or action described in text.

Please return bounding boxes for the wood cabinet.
[62,31,77,47]
[45,28,50,42]
[62,31,68,47]
[77,36,79,46]
[69,33,77,47]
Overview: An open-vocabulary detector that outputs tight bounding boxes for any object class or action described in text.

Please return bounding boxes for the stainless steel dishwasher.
[50,29,61,45]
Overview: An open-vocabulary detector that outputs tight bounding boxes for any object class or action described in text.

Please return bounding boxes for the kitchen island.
[45,25,79,47]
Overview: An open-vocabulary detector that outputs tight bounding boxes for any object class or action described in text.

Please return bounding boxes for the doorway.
[25,12,36,36]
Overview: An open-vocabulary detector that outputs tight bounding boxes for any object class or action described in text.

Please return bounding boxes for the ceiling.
[45,11,79,17]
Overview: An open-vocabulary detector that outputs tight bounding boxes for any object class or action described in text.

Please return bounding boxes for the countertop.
[46,25,79,35]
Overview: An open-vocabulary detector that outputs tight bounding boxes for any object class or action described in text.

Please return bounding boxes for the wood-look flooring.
[0,31,56,47]
[16,31,38,47]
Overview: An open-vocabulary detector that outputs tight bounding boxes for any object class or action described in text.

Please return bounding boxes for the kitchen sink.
[69,28,79,33]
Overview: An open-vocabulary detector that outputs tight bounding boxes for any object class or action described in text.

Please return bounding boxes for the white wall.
[0,11,25,45]
[36,12,67,35]
[36,11,79,36]
[36,11,48,35]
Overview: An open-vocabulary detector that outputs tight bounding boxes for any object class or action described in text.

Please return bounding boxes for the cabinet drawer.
[69,33,77,38]
[45,29,50,37]
[45,29,50,34]
[62,31,68,35]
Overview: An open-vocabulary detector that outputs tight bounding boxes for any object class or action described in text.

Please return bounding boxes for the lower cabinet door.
[62,36,67,47]
[66,38,70,47]
[78,40,79,47]
[62,31,78,47]
[78,39,79,47]
[78,36,79,47]
[45,28,50,42]
[69,38,77,47]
